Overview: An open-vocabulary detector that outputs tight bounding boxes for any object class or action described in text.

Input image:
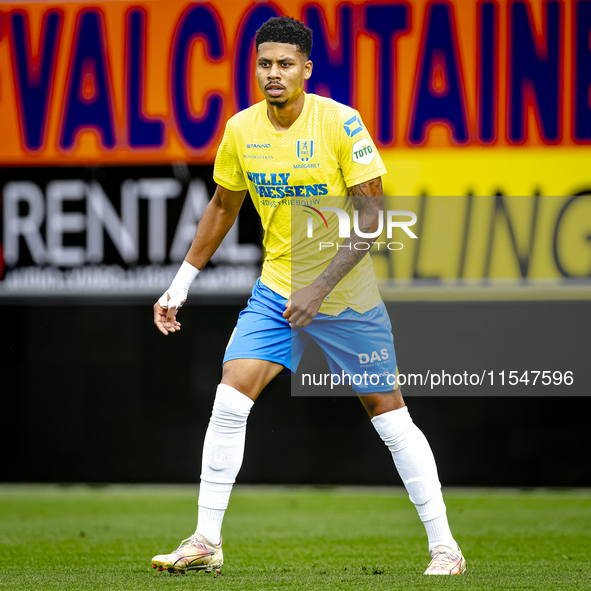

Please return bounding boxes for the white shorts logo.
[358,348,390,364]
[352,138,375,165]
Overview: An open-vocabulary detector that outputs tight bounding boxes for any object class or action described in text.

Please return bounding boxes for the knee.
[221,359,280,401]
[209,384,254,430]
[220,370,258,402]
[362,389,405,418]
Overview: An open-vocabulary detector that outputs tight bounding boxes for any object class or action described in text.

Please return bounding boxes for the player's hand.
[153,292,182,336]
[283,280,331,328]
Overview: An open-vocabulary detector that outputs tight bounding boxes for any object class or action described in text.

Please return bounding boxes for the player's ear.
[304,60,313,80]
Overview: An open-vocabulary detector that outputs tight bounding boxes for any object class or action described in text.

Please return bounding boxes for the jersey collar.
[260,92,313,134]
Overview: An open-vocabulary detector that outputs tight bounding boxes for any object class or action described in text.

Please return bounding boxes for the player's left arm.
[283,176,384,328]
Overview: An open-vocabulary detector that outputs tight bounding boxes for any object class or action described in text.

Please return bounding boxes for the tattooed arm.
[283,177,384,328]
[319,177,384,290]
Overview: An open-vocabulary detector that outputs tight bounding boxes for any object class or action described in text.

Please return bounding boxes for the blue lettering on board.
[575,1,591,141]
[409,2,469,144]
[364,4,409,144]
[509,1,562,143]
[171,4,224,150]
[60,10,116,149]
[304,4,353,106]
[478,1,498,143]
[127,8,164,148]
[10,10,62,150]
[234,4,280,112]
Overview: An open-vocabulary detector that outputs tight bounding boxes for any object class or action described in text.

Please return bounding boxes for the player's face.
[256,42,312,107]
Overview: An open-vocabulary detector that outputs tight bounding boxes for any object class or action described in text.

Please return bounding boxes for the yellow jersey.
[213,93,387,315]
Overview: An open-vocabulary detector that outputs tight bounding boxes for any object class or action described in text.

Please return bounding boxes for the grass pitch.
[0,485,589,590]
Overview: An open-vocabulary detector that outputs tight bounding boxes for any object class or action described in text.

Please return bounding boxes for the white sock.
[196,384,254,544]
[371,406,457,551]
[196,482,231,545]
[422,506,457,550]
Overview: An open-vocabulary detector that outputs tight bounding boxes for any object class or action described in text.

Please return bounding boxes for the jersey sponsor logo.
[254,184,328,198]
[247,171,291,185]
[246,143,271,148]
[245,171,328,200]
[261,197,321,208]
[352,139,375,165]
[343,115,364,137]
[293,163,320,169]
[358,349,390,365]
[296,139,314,163]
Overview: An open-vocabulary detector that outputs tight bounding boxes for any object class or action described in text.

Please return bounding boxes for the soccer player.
[151,16,466,576]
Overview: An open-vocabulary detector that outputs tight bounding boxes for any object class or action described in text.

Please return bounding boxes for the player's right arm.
[153,185,247,336]
[155,116,247,336]
[184,185,247,272]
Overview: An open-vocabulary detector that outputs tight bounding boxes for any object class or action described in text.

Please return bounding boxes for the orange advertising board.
[1,0,590,166]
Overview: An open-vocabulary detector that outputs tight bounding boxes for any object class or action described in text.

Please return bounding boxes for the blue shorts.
[223,279,398,393]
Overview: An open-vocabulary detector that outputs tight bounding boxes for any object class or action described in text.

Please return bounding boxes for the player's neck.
[266,93,305,131]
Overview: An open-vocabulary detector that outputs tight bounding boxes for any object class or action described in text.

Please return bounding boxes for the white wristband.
[158,261,200,310]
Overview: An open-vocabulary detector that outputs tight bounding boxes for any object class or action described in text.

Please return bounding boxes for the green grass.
[0,485,589,590]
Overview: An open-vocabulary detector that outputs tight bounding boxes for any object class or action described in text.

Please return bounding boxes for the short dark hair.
[255,16,313,60]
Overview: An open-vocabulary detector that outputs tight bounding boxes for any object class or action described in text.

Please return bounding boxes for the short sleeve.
[213,123,247,191]
[336,110,387,187]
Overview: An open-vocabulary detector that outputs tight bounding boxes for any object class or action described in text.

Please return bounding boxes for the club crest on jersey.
[296,139,314,163]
